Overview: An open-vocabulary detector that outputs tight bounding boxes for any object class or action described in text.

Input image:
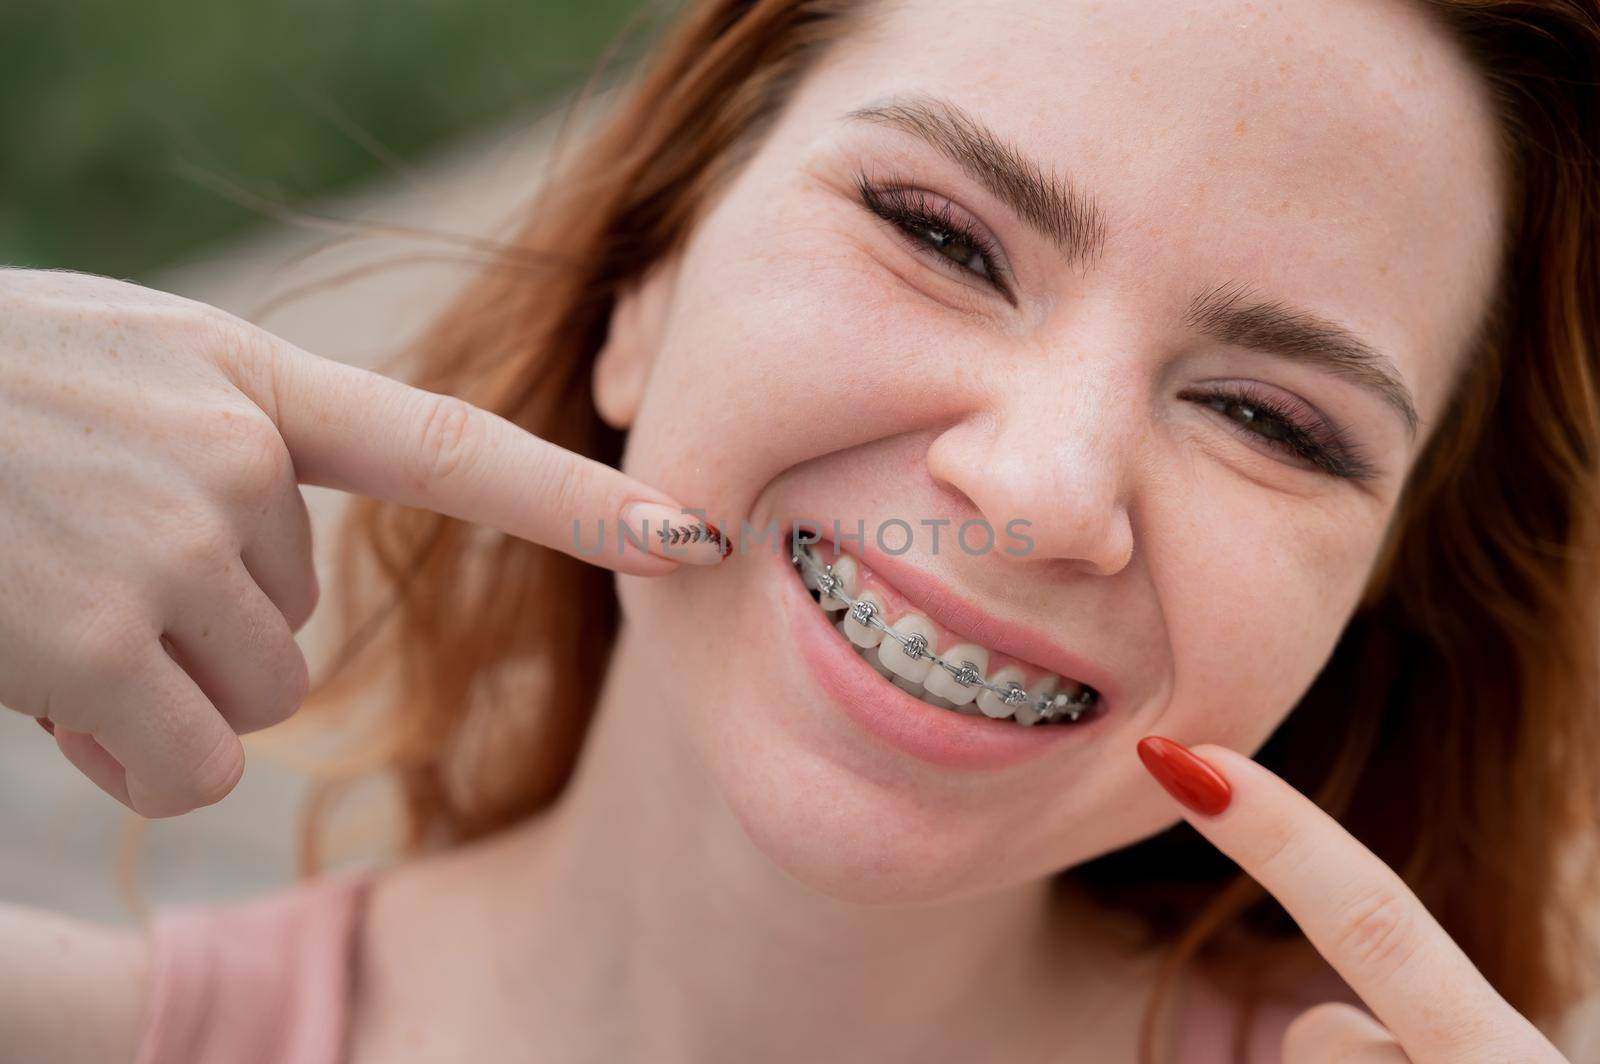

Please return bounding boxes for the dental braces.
[790,541,1096,723]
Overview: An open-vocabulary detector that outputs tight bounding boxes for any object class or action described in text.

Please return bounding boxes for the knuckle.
[219,413,293,502]
[159,511,237,579]
[183,729,246,809]
[1434,1017,1504,1055]
[412,393,480,487]
[284,568,321,633]
[112,300,239,368]
[73,598,156,683]
[1248,817,1300,876]
[538,451,589,528]
[162,301,252,359]
[220,613,311,734]
[261,645,311,730]
[1333,884,1421,978]
[283,649,311,714]
[287,646,311,706]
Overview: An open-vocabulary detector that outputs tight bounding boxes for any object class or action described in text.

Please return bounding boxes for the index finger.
[1137,737,1561,1060]
[237,337,726,575]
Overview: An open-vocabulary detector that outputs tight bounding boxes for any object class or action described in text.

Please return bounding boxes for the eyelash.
[851,169,1014,299]
[849,167,1378,482]
[1177,382,1380,480]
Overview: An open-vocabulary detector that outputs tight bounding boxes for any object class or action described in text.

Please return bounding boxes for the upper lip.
[787,523,1119,709]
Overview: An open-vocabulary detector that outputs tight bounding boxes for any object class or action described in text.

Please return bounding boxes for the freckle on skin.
[1234,118,1246,136]
[1129,67,1139,82]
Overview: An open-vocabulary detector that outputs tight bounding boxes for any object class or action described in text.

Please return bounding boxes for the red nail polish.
[37,717,56,735]
[1136,735,1231,815]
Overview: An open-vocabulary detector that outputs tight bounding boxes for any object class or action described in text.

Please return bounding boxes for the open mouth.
[787,531,1102,727]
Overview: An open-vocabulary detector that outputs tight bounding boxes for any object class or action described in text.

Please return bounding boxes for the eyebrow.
[839,92,1420,438]
[1183,280,1419,437]
[842,93,1110,269]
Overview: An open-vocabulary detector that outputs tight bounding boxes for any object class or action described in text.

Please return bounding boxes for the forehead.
[785,0,1508,427]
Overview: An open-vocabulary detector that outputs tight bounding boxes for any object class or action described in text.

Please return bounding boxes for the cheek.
[604,189,929,712]
[617,177,976,509]
[1155,477,1386,746]
[615,230,860,491]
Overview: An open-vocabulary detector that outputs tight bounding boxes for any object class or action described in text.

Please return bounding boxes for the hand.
[0,268,723,818]
[1136,735,1570,1063]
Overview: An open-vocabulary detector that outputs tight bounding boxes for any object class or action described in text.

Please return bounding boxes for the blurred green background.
[0,0,659,280]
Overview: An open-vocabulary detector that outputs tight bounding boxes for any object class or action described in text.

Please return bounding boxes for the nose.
[925,391,1136,577]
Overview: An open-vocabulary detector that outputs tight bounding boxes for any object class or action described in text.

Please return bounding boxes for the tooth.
[857,643,898,678]
[976,665,1029,719]
[877,613,938,684]
[1013,673,1060,727]
[890,674,924,695]
[923,644,988,707]
[843,591,886,648]
[818,554,858,611]
[866,643,970,713]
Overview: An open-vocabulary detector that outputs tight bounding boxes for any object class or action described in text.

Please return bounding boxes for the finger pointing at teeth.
[1135,736,1569,1064]
[254,338,728,572]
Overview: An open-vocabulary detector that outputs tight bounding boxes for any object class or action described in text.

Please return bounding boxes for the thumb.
[1282,1002,1408,1063]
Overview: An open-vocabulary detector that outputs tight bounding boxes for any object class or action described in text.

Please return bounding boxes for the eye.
[1179,382,1380,481]
[851,168,1015,302]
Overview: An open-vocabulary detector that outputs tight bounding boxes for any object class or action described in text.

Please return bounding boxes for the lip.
[774,525,1108,772]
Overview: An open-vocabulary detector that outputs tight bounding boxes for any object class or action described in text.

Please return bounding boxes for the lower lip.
[775,541,1098,772]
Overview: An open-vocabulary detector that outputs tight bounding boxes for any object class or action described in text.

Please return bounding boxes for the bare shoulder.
[347,832,547,1063]
[0,899,153,1064]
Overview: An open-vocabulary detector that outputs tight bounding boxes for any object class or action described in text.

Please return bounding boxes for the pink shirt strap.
[132,868,377,1064]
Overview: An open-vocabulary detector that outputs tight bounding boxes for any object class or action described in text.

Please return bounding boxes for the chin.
[716,750,1029,906]
[611,520,1196,908]
[695,697,1149,908]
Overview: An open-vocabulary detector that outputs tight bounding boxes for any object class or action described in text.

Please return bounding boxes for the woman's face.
[594,0,1506,903]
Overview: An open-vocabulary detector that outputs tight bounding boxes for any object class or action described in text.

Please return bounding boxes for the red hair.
[234,2,1600,1058]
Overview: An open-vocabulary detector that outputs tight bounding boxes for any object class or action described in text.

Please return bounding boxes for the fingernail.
[707,521,733,559]
[1136,735,1231,816]
[37,718,56,735]
[619,501,727,566]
